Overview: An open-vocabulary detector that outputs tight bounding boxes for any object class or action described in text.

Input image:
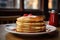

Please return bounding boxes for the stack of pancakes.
[16,16,46,33]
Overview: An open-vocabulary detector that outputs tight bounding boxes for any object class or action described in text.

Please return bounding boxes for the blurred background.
[0,0,60,24]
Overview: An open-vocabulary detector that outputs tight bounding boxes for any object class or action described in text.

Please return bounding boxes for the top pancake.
[17,16,44,23]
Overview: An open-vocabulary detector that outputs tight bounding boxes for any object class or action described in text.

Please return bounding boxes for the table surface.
[0,23,60,40]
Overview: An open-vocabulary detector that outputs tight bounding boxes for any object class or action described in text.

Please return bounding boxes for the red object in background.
[49,10,58,27]
[23,14,28,16]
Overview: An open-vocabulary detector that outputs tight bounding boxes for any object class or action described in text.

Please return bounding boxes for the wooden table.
[0,24,60,40]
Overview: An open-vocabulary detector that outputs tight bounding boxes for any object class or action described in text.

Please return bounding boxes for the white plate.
[5,24,57,35]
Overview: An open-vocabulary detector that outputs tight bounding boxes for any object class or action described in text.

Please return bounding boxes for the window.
[24,0,40,10]
[0,0,20,9]
[48,0,57,10]
[15,0,20,9]
[0,0,44,11]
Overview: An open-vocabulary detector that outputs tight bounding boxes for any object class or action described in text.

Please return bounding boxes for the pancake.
[17,16,44,22]
[16,15,46,33]
[16,21,45,26]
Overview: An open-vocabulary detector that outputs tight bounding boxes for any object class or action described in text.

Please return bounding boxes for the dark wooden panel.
[44,0,49,21]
